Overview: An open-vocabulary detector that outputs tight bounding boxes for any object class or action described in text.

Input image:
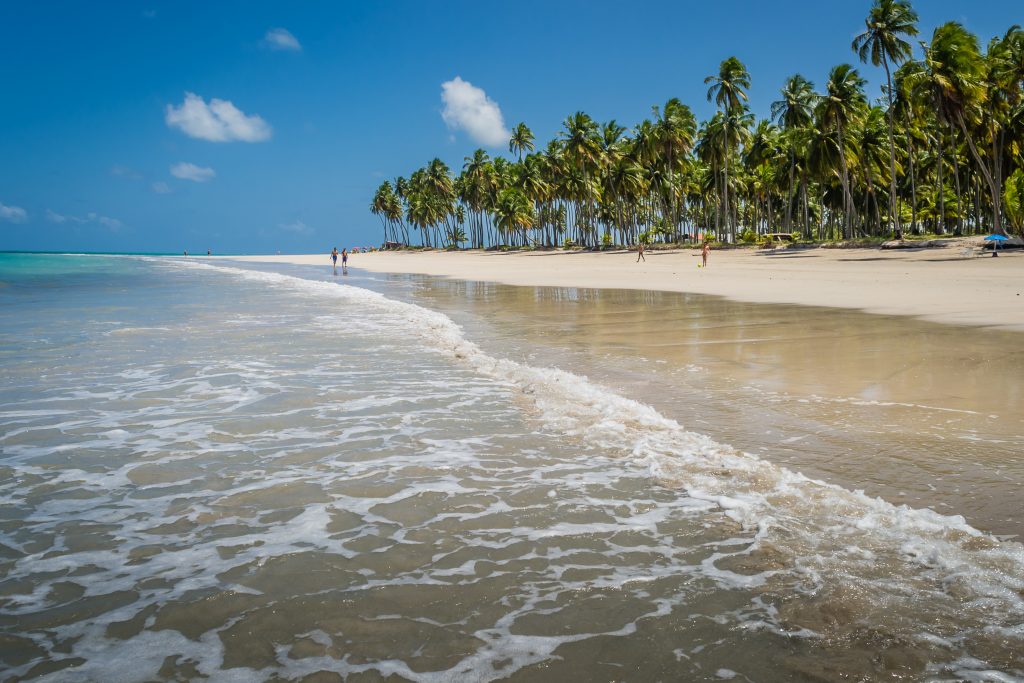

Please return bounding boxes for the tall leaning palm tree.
[772,75,817,231]
[923,23,1005,235]
[705,57,751,239]
[509,122,535,162]
[853,0,919,238]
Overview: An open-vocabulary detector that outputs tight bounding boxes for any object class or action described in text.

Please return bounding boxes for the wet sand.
[221,241,1024,331]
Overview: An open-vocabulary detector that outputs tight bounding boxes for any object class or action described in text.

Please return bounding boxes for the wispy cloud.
[440,76,510,147]
[46,210,123,230]
[170,162,216,183]
[151,181,172,194]
[165,92,271,143]
[280,220,313,235]
[110,164,143,180]
[0,201,28,223]
[264,28,301,51]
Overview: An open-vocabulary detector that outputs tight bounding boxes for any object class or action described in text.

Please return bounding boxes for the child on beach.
[702,241,710,268]
[636,241,645,263]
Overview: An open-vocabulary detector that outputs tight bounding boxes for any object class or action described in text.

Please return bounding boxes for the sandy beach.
[222,240,1024,331]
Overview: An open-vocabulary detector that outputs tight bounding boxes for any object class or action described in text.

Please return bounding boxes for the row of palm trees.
[372,2,1024,249]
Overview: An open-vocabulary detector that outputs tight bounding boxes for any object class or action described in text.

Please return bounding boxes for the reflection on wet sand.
[400,277,1024,540]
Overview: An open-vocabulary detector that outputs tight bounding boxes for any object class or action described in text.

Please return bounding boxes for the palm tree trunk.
[784,150,796,233]
[882,57,901,238]
[952,132,963,236]
[936,129,946,235]
[836,120,854,239]
[801,172,810,238]
[955,114,1004,236]
[723,155,731,242]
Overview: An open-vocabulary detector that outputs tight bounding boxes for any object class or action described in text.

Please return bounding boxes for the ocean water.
[0,254,1022,682]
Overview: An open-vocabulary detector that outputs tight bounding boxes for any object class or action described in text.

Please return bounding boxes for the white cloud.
[264,28,301,51]
[0,202,28,223]
[170,162,216,182]
[94,214,123,230]
[165,92,272,142]
[440,76,510,147]
[110,164,142,179]
[46,210,123,231]
[280,220,312,235]
[152,181,172,194]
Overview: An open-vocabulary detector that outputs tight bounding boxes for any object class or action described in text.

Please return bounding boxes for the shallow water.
[0,255,1022,681]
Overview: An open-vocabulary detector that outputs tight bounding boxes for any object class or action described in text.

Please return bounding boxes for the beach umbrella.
[984,234,1008,257]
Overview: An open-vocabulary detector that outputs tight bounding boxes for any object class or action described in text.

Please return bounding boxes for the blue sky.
[0,1,1018,254]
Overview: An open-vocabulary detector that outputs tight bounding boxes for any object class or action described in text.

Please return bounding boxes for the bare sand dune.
[220,240,1024,331]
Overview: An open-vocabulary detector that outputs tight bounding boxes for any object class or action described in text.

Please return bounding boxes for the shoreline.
[218,241,1024,331]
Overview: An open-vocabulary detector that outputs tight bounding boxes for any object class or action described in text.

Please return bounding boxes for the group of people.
[330,247,349,274]
[636,241,710,267]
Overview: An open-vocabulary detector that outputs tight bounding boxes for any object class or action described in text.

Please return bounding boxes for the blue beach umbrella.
[984,233,1008,257]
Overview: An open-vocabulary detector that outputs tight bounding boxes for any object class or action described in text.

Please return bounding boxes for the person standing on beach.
[331,247,339,269]
[702,241,710,268]
[341,248,348,274]
[636,241,645,263]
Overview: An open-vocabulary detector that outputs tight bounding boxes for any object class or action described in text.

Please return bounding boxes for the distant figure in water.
[341,248,348,274]
[207,248,211,256]
[183,250,188,257]
[636,241,645,263]
[330,247,338,273]
[702,241,710,268]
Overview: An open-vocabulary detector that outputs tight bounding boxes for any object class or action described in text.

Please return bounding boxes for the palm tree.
[494,188,534,244]
[376,13,1021,247]
[772,75,817,231]
[705,56,751,113]
[922,23,1005,234]
[706,57,751,240]
[853,0,919,238]
[371,181,396,243]
[986,26,1024,235]
[509,122,535,162]
[559,112,602,243]
[819,64,867,238]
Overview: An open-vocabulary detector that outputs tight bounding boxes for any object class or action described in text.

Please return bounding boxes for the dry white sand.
[219,240,1024,331]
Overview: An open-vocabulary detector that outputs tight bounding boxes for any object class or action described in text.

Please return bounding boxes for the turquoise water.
[1,254,1022,681]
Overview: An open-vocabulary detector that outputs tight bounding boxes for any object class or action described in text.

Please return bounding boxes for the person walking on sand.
[331,247,338,267]
[636,241,645,263]
[341,248,348,274]
[702,240,710,268]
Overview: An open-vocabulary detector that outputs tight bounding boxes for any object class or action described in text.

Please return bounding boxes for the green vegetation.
[372,2,1024,249]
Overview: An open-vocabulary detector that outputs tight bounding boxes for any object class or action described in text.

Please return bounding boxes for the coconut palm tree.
[921,23,1005,234]
[509,123,535,162]
[853,0,919,237]
[559,112,602,243]
[706,57,751,240]
[651,98,698,238]
[772,75,817,231]
[819,64,868,237]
